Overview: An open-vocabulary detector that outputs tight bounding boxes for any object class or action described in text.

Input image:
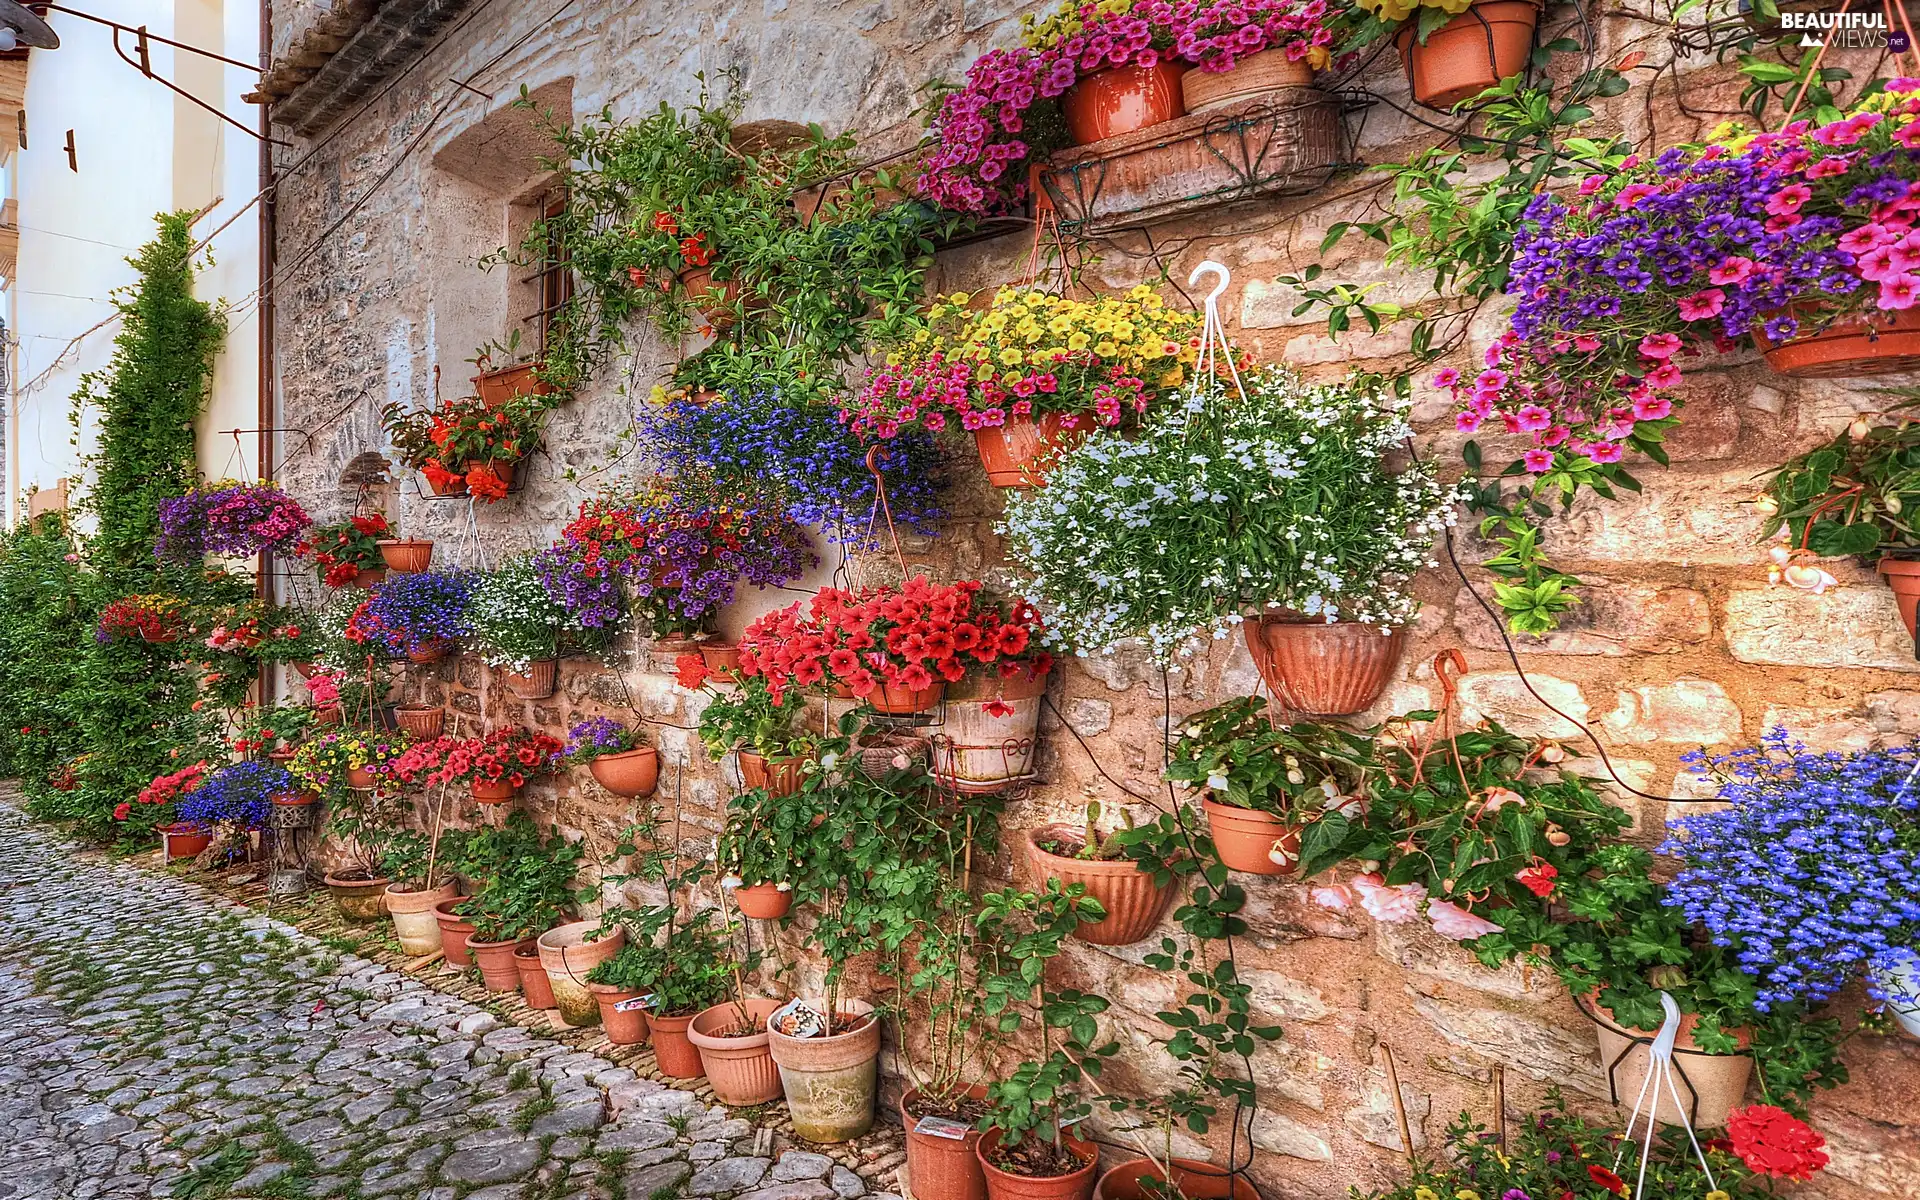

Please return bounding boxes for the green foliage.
[1759,404,1920,558]
[1165,697,1373,829]
[587,909,737,1015]
[697,673,814,760]
[454,813,590,942]
[0,517,89,796]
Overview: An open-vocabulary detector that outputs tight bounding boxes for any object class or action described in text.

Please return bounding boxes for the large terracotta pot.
[932,668,1048,792]
[1061,60,1187,144]
[1180,49,1315,114]
[395,704,443,739]
[1243,616,1405,716]
[700,642,743,675]
[1396,0,1540,109]
[591,984,652,1046]
[471,778,520,805]
[651,1011,705,1078]
[678,266,743,330]
[869,680,946,716]
[732,882,793,920]
[1755,305,1920,377]
[768,1000,881,1142]
[1881,557,1920,641]
[902,1086,990,1200]
[537,920,626,1027]
[160,823,212,862]
[433,899,478,967]
[1588,999,1751,1128]
[1026,826,1173,945]
[1095,1159,1259,1200]
[973,413,1088,489]
[515,944,557,1009]
[976,1130,1099,1200]
[589,747,660,798]
[739,750,804,797]
[385,881,459,956]
[500,658,557,699]
[1201,798,1300,876]
[323,873,391,923]
[377,538,434,573]
[474,361,553,408]
[689,998,785,1104]
[469,936,532,993]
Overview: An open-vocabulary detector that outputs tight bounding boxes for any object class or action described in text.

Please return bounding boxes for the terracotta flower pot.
[1243,616,1405,716]
[433,899,478,967]
[323,873,392,922]
[500,658,557,699]
[739,750,804,797]
[868,680,946,715]
[515,944,557,1009]
[1881,557,1920,641]
[139,627,179,644]
[1180,48,1315,114]
[425,468,468,497]
[1396,0,1540,109]
[1061,60,1187,144]
[732,882,793,920]
[351,566,387,589]
[473,361,553,408]
[1755,306,1920,377]
[469,936,532,993]
[933,668,1048,792]
[1026,826,1173,945]
[346,764,376,789]
[591,984,652,1046]
[651,1011,705,1077]
[767,1000,881,1142]
[271,791,317,808]
[1201,798,1300,876]
[973,413,1088,489]
[315,705,345,726]
[395,705,443,739]
[160,823,212,861]
[976,1130,1099,1200]
[377,538,434,573]
[385,881,460,956]
[589,747,659,798]
[689,998,785,1104]
[700,642,743,674]
[903,1086,990,1200]
[471,777,520,805]
[537,920,626,1027]
[1587,998,1752,1128]
[407,639,454,665]
[291,660,318,679]
[1094,1159,1259,1200]
[678,266,743,330]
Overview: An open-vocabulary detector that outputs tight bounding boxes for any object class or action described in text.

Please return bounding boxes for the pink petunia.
[1677,288,1726,321]
[1880,274,1920,310]
[1638,333,1682,359]
[1644,361,1683,388]
[1614,183,1660,209]
[1514,404,1552,432]
[1456,410,1483,433]
[1766,184,1812,215]
[1432,367,1460,388]
[1709,256,1757,285]
[1632,394,1674,421]
[1427,900,1505,942]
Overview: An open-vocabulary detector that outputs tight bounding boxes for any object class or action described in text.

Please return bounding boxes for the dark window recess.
[520,193,572,354]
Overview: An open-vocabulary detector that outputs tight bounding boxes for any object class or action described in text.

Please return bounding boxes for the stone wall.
[265,2,1920,1196]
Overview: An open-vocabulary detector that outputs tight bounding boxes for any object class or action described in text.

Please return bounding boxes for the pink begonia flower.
[1480,787,1526,813]
[1428,900,1505,942]
[1311,882,1357,911]
[1352,873,1426,924]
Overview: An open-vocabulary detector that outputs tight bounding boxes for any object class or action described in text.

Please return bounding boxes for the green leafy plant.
[1758,403,1920,560]
[454,813,588,943]
[695,672,815,761]
[1165,697,1373,855]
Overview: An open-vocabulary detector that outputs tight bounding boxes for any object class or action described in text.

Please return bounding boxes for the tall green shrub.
[0,515,87,797]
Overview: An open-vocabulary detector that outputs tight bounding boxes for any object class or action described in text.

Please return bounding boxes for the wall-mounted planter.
[1754,306,1920,377]
[1062,60,1186,144]
[700,642,743,675]
[406,639,455,665]
[1201,798,1300,875]
[395,704,444,739]
[589,746,660,798]
[973,414,1086,489]
[677,266,742,330]
[1396,0,1540,110]
[1870,954,1920,1036]
[731,882,793,920]
[739,750,805,797]
[869,680,946,716]
[351,567,387,589]
[1181,49,1314,114]
[470,778,519,805]
[474,361,553,409]
[1243,616,1404,716]
[500,658,557,699]
[377,538,434,573]
[423,466,468,497]
[931,667,1048,792]
[1025,826,1173,944]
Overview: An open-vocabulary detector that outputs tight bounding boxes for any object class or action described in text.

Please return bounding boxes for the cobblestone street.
[0,795,898,1200]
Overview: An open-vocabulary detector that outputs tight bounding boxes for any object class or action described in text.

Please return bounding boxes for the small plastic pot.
[515,944,557,1009]
[591,984,652,1046]
[650,1011,705,1078]
[689,998,784,1104]
[468,936,533,993]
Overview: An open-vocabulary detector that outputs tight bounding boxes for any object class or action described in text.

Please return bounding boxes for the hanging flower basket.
[740,750,805,797]
[1180,48,1314,114]
[700,642,743,675]
[377,539,435,573]
[1753,305,1920,378]
[500,658,557,699]
[1243,616,1405,716]
[1396,0,1540,110]
[731,881,793,920]
[1882,556,1920,640]
[678,266,742,330]
[1201,798,1301,875]
[589,746,660,798]
[1061,60,1188,144]
[406,638,456,665]
[471,778,520,805]
[473,361,553,409]
[973,414,1090,489]
[1585,994,1752,1129]
[395,704,444,740]
[1025,825,1173,945]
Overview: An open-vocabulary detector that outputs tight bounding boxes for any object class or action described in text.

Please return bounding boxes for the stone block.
[1760,705,1876,750]
[1249,1110,1333,1162]
[1723,584,1920,671]
[1600,678,1742,746]
[1454,672,1588,739]
[1452,580,1710,657]
[1558,469,1769,566]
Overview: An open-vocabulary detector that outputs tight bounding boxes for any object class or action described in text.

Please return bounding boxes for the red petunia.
[1586,1165,1627,1196]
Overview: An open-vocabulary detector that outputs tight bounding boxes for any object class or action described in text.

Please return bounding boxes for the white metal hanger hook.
[1188,261,1230,306]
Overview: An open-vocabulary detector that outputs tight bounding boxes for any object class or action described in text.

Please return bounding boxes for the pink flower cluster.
[841,350,1146,440]
[1312,872,1506,941]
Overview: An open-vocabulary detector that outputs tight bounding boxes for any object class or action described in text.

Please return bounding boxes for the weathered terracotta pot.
[515,944,558,1008]
[407,638,454,665]
[589,747,659,798]
[732,882,793,920]
[537,921,626,1027]
[1881,557,1920,641]
[433,899,478,967]
[1201,798,1300,876]
[677,266,742,329]
[425,468,468,497]
[1026,826,1173,945]
[1588,998,1752,1128]
[500,659,557,699]
[973,413,1087,488]
[1094,1159,1259,1200]
[651,1011,705,1077]
[469,936,532,993]
[138,627,179,644]
[976,1130,1099,1200]
[323,873,391,923]
[1061,60,1186,144]
[291,660,318,679]
[351,567,387,589]
[376,538,434,573]
[1397,0,1540,109]
[385,881,459,956]
[767,1000,880,1142]
[474,361,553,408]
[689,998,784,1104]
[315,705,345,726]
[470,778,519,805]
[902,1085,990,1200]
[160,823,212,862]
[1243,616,1405,716]
[932,668,1047,792]
[395,704,443,739]
[1755,305,1920,377]
[869,680,945,715]
[1180,49,1315,113]
[591,984,652,1046]
[700,642,743,674]
[739,750,804,797]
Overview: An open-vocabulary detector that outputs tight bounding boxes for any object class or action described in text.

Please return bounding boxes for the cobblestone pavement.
[0,798,898,1200]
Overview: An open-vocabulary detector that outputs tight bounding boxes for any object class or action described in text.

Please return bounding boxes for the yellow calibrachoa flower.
[1413,1189,1439,1200]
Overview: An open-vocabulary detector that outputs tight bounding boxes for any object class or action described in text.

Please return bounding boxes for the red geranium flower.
[1727,1105,1828,1181]
[1586,1165,1627,1196]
